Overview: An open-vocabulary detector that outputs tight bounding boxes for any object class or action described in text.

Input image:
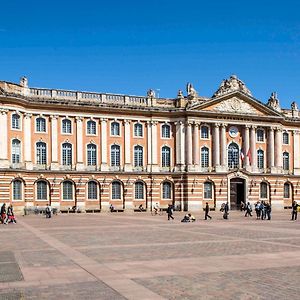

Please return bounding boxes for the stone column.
[50,115,59,170]
[293,130,300,175]
[220,123,227,170]
[124,119,132,171]
[250,125,257,171]
[76,117,84,170]
[24,113,33,170]
[151,121,159,171]
[243,125,250,170]
[192,122,200,168]
[275,127,283,170]
[186,122,193,170]
[100,118,108,171]
[175,120,185,171]
[0,109,9,168]
[268,126,275,172]
[147,121,152,171]
[213,123,220,170]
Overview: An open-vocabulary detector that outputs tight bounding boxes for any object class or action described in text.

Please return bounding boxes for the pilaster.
[100,118,108,171]
[24,113,33,170]
[0,109,9,168]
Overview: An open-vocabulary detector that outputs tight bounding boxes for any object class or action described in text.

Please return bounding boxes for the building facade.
[0,75,299,213]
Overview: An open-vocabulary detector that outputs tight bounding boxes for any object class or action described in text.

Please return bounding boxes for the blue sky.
[1,0,300,108]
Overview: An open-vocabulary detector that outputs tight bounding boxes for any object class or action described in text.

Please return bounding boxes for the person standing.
[245,202,253,217]
[291,201,299,221]
[255,201,261,219]
[1,203,6,224]
[45,204,52,218]
[167,204,174,221]
[204,202,212,220]
[265,202,271,220]
[223,202,229,219]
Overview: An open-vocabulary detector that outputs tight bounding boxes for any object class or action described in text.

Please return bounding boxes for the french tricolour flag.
[240,149,245,161]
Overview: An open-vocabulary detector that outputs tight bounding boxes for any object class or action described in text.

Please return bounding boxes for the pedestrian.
[167,204,174,221]
[265,202,271,220]
[204,202,212,220]
[245,202,252,217]
[45,204,52,218]
[240,202,245,211]
[255,201,261,219]
[223,202,229,219]
[1,203,7,224]
[260,201,266,220]
[291,200,299,221]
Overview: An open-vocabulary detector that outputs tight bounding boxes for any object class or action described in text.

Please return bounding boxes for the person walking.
[167,204,174,221]
[204,202,212,220]
[291,200,299,221]
[1,203,7,224]
[45,204,52,218]
[245,202,253,217]
[223,202,229,220]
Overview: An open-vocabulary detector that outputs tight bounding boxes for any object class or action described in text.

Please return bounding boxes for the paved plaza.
[0,210,299,299]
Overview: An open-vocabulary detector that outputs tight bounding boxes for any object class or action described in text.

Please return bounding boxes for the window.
[36,117,46,132]
[13,180,22,200]
[111,122,120,136]
[135,182,144,199]
[88,181,98,200]
[112,181,121,199]
[284,182,290,198]
[257,149,264,169]
[62,119,72,134]
[162,146,170,167]
[283,152,289,170]
[162,182,171,199]
[201,126,209,139]
[201,147,209,168]
[37,181,47,200]
[87,120,96,135]
[12,114,20,129]
[260,182,268,199]
[204,182,213,199]
[228,143,239,169]
[283,132,289,144]
[62,143,72,166]
[63,181,73,200]
[36,142,47,165]
[134,145,143,167]
[12,139,21,163]
[87,144,97,166]
[134,123,143,137]
[162,124,170,138]
[257,129,264,142]
[111,145,120,166]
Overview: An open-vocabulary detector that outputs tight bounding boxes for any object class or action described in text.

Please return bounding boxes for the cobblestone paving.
[0,211,299,299]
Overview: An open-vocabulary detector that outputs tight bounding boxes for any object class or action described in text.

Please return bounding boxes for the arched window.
[134,123,143,137]
[135,182,144,199]
[36,117,46,132]
[134,145,143,167]
[228,143,239,169]
[13,180,22,200]
[63,181,73,200]
[201,147,209,168]
[162,146,171,167]
[260,182,268,199]
[88,181,98,200]
[87,120,96,135]
[36,142,47,165]
[283,132,289,144]
[112,181,121,199]
[201,126,209,139]
[12,139,21,163]
[12,114,20,129]
[111,122,120,136]
[87,144,97,166]
[283,152,289,170]
[37,181,47,200]
[256,129,264,142]
[62,143,72,166]
[162,181,172,199]
[162,124,170,138]
[204,182,213,199]
[62,119,72,134]
[257,149,264,169]
[111,145,120,166]
[284,182,290,198]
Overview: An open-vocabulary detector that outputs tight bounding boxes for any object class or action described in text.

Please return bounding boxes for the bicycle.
[151,208,164,216]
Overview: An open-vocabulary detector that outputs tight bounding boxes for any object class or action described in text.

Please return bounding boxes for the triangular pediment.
[188,92,282,117]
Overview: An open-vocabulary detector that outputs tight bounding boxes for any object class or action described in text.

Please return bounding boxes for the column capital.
[193,121,200,127]
[214,123,221,128]
[175,120,184,126]
[275,126,283,132]
[100,118,108,123]
[245,124,251,129]
[250,125,257,129]
[293,130,300,136]
[0,109,8,115]
[24,113,32,119]
[221,123,227,127]
[124,119,131,125]
[186,121,193,127]
[50,114,59,120]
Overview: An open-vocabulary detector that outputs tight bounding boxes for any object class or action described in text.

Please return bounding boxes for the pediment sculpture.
[212,97,258,114]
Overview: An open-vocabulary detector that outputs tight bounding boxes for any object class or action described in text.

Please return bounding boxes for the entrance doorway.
[230,178,245,210]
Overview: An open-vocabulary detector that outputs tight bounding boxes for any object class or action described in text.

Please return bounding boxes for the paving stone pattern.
[0,211,299,299]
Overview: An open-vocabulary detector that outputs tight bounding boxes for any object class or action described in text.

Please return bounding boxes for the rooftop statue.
[20,76,28,88]
[267,92,281,112]
[291,101,298,111]
[213,75,252,97]
[147,89,155,98]
[186,82,197,99]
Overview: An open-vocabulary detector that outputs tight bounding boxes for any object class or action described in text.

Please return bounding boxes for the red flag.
[247,148,252,165]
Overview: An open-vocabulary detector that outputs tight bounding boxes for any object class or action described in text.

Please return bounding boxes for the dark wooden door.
[230,182,237,209]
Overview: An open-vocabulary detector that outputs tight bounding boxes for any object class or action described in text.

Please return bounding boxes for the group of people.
[0,203,17,224]
[252,201,272,220]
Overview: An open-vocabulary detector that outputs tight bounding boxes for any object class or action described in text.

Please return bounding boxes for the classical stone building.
[0,75,299,213]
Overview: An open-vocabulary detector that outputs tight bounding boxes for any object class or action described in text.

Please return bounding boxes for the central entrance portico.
[230,177,246,210]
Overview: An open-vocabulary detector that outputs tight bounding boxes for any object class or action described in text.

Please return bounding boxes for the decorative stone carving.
[186,83,198,99]
[20,76,28,88]
[177,89,184,99]
[291,101,298,111]
[267,92,281,112]
[147,89,155,98]
[212,97,258,114]
[213,75,252,98]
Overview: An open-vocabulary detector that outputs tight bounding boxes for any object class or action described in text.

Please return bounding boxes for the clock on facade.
[229,126,239,138]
